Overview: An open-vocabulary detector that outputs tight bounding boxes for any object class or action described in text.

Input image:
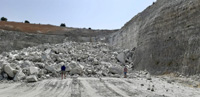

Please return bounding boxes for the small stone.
[46,74,50,78]
[146,74,151,80]
[151,88,154,92]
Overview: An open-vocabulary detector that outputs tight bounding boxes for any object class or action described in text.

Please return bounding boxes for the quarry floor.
[0,76,200,97]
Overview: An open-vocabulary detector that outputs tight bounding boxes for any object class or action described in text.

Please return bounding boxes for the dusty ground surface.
[0,75,199,97]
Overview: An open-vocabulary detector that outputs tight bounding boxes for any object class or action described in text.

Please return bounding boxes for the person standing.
[61,65,66,79]
[124,65,128,78]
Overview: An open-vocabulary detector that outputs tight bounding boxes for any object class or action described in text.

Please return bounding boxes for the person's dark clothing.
[61,65,66,71]
[124,67,127,73]
[124,67,128,78]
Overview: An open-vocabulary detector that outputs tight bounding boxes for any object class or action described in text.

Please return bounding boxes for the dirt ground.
[0,76,199,97]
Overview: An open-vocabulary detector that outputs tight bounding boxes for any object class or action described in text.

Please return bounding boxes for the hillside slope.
[110,0,200,75]
[0,22,117,53]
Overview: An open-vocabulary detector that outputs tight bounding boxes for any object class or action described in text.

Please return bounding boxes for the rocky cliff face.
[110,0,200,75]
[0,29,116,53]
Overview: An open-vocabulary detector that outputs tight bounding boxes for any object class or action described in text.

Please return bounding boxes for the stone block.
[26,75,38,82]
[4,64,15,78]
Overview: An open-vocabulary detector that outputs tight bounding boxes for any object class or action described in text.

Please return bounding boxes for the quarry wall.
[110,0,200,75]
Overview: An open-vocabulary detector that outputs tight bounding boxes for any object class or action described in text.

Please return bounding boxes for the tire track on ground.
[81,79,102,97]
[81,78,125,97]
[56,79,72,97]
[100,79,130,97]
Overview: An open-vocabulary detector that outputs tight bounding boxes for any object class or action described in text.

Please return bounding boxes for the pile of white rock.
[0,42,133,82]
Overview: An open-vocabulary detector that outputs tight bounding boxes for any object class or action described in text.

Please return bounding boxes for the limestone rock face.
[110,0,200,75]
[0,29,117,53]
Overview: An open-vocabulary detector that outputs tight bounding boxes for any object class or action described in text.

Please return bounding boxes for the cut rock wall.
[0,29,116,53]
[110,0,200,75]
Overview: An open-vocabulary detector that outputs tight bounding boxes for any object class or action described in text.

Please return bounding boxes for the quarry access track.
[0,77,199,97]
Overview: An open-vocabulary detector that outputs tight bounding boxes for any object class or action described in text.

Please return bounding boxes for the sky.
[0,0,156,29]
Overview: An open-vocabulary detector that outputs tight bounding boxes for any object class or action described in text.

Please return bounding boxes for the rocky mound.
[110,0,200,75]
[0,42,131,82]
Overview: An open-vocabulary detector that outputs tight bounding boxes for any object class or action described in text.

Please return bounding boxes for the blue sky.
[1,0,156,29]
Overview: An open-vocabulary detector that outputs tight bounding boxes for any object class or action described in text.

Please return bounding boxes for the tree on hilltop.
[1,17,7,21]
[24,20,30,23]
[60,23,66,27]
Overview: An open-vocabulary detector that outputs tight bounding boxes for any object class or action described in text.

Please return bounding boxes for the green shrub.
[1,17,7,21]
[60,23,66,27]
[24,20,30,23]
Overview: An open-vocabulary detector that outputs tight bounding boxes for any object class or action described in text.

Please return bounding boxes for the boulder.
[10,63,18,70]
[35,63,45,69]
[14,70,26,81]
[86,69,93,74]
[69,61,78,68]
[93,59,99,65]
[30,55,42,62]
[41,49,51,61]
[65,65,72,72]
[70,67,83,75]
[100,61,112,67]
[22,68,28,74]
[79,64,84,70]
[28,67,39,75]
[102,72,108,76]
[109,66,123,75]
[4,64,15,78]
[45,74,50,78]
[43,69,48,74]
[45,65,56,73]
[117,52,125,64]
[88,57,94,62]
[26,75,38,82]
[38,69,44,75]
[146,73,152,80]
[44,65,58,77]
[21,60,33,68]
[13,69,19,75]
[112,74,121,78]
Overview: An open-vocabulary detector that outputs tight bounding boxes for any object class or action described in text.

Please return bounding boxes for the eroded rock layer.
[110,0,200,75]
